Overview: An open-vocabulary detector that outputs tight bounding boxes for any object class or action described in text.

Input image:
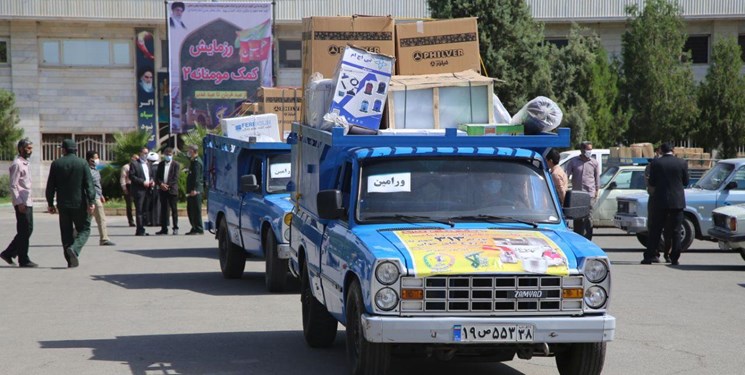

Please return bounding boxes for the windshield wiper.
[365,214,454,227]
[448,214,538,228]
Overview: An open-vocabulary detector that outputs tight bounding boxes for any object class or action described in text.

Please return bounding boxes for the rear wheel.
[264,233,288,293]
[555,342,606,375]
[218,219,246,279]
[635,217,695,252]
[300,261,338,347]
[346,280,390,375]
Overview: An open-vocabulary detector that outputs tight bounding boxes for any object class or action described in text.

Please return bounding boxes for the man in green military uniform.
[46,139,96,268]
[185,144,204,235]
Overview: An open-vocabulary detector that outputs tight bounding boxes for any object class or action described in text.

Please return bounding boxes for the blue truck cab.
[288,124,615,375]
[204,134,294,292]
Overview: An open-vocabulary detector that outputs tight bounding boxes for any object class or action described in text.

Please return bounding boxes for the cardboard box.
[257,87,302,141]
[328,45,394,130]
[302,16,395,85]
[395,17,481,75]
[386,69,494,130]
[220,114,281,142]
[458,124,524,136]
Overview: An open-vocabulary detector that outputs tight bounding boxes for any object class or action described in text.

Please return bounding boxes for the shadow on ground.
[90,271,291,296]
[120,247,217,260]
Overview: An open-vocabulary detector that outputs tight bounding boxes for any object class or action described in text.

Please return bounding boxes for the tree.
[620,0,698,144]
[0,89,23,157]
[695,37,745,159]
[427,0,553,113]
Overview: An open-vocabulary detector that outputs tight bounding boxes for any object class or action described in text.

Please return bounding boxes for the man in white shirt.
[1,139,37,267]
[155,147,181,235]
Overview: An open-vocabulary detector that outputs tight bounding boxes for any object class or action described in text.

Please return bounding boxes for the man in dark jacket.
[155,147,180,235]
[45,139,96,268]
[185,144,204,235]
[643,142,689,265]
[129,147,155,236]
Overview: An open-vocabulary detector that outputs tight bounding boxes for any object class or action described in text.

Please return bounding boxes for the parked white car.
[594,165,648,227]
[708,204,745,261]
[559,149,610,173]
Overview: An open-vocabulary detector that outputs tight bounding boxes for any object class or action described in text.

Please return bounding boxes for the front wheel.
[555,342,606,375]
[346,280,390,375]
[265,233,289,293]
[218,219,246,279]
[300,261,338,347]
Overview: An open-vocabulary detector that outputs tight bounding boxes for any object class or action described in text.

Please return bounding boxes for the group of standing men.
[2,139,204,268]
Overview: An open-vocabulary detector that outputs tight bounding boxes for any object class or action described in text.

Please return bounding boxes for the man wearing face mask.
[564,141,600,240]
[129,146,155,236]
[185,144,204,235]
[155,147,181,235]
[1,139,38,267]
[86,151,115,246]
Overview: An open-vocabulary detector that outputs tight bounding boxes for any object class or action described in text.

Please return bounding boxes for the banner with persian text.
[167,1,273,134]
[135,28,157,149]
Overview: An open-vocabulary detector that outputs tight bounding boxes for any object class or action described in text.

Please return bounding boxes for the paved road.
[1,209,744,375]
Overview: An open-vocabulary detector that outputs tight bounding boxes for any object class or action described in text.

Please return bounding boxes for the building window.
[40,39,132,67]
[739,35,745,63]
[544,38,569,49]
[683,35,709,64]
[278,40,301,68]
[0,40,8,64]
[41,133,116,161]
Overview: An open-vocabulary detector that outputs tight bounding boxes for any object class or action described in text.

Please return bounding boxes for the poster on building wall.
[136,29,157,149]
[167,1,273,134]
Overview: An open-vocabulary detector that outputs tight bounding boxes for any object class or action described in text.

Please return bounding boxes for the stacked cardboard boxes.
[257,87,302,140]
[395,17,480,75]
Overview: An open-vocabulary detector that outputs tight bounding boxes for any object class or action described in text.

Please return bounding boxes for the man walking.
[155,147,180,235]
[86,151,116,246]
[565,141,600,240]
[1,138,38,268]
[185,144,204,235]
[46,139,96,268]
[120,153,138,227]
[643,142,688,266]
[129,147,154,236]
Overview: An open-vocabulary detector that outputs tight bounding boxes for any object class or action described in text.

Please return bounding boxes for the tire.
[739,249,745,262]
[346,280,390,375]
[300,261,338,347]
[218,219,246,279]
[555,342,606,375]
[264,233,288,293]
[635,217,695,252]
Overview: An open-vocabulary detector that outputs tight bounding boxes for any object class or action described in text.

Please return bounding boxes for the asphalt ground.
[1,209,744,375]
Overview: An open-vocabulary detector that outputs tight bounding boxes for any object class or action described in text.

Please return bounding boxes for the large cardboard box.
[257,87,302,141]
[220,114,280,142]
[302,16,395,84]
[395,17,481,75]
[328,46,394,130]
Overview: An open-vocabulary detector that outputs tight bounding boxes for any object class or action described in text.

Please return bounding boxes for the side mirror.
[562,190,592,219]
[317,190,345,220]
[240,174,259,193]
[725,181,738,190]
[607,181,617,190]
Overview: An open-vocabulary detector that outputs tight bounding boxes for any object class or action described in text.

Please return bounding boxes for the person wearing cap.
[185,144,204,235]
[129,146,155,236]
[1,138,38,268]
[86,150,116,247]
[45,139,96,268]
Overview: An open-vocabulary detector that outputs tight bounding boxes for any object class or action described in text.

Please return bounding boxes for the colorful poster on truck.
[393,229,569,277]
[167,1,273,134]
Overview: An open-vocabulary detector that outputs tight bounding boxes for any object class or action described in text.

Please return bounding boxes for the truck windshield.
[599,166,619,188]
[694,162,733,190]
[357,158,560,224]
[267,154,291,193]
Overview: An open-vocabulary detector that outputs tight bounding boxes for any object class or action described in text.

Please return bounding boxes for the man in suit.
[45,139,96,268]
[643,142,689,265]
[129,146,155,236]
[155,147,180,235]
[185,144,204,235]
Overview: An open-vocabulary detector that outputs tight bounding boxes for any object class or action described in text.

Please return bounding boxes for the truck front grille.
[713,212,728,230]
[399,275,584,316]
[617,201,629,214]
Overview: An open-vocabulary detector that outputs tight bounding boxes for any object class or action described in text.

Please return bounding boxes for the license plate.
[453,324,534,343]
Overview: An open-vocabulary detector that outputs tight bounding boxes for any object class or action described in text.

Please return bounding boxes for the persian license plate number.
[453,324,534,342]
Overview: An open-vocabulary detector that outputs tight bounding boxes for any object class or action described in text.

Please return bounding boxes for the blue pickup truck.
[204,134,294,292]
[288,124,615,375]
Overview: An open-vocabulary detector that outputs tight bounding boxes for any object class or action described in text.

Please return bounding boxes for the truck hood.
[265,193,293,212]
[366,226,604,278]
[618,187,717,204]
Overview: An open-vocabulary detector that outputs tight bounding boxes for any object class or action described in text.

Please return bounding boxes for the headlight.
[729,217,737,232]
[374,288,399,311]
[375,261,400,285]
[584,286,607,309]
[584,259,609,283]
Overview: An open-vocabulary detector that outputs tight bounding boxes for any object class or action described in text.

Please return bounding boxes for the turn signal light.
[729,217,737,231]
[283,213,293,226]
[401,289,423,300]
[562,288,584,299]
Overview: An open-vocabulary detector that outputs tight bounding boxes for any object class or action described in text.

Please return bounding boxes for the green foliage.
[696,37,745,159]
[176,125,218,200]
[0,174,10,198]
[0,89,23,157]
[100,130,151,199]
[427,0,553,113]
[620,0,698,143]
[587,50,630,147]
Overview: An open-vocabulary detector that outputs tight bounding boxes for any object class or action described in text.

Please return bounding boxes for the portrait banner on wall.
[135,28,157,149]
[167,1,273,134]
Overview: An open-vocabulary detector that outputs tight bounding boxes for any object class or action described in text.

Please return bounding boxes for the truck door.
[239,156,264,254]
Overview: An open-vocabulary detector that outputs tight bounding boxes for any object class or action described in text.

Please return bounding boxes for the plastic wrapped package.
[509,96,563,135]
[304,73,335,128]
[493,94,512,123]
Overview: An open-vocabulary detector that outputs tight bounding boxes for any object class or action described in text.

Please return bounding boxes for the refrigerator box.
[328,45,394,130]
[257,87,302,141]
[395,17,481,75]
[385,69,494,130]
[458,124,524,136]
[220,113,281,142]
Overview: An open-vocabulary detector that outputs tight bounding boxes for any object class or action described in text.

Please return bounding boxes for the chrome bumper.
[277,244,292,259]
[708,228,745,244]
[362,314,615,344]
[614,215,647,233]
